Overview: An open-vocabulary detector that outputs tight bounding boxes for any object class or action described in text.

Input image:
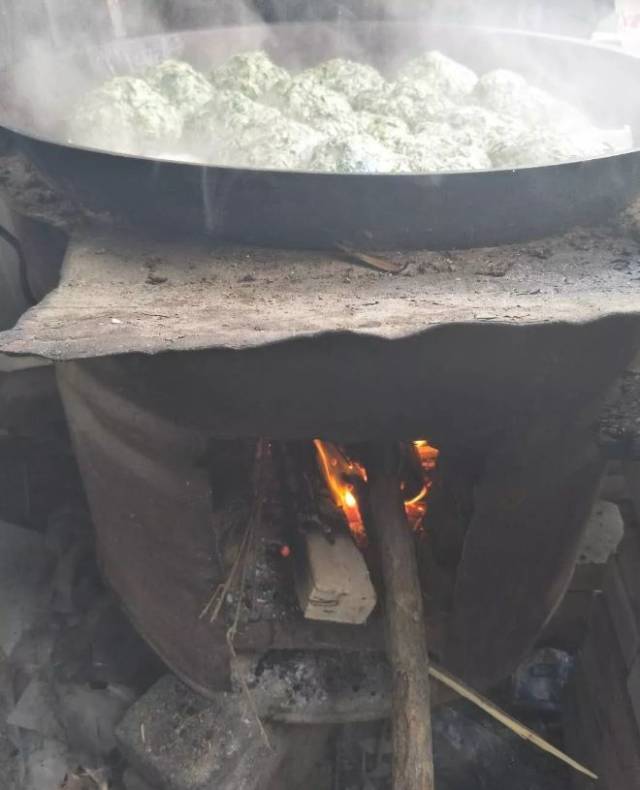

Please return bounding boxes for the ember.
[313,439,439,545]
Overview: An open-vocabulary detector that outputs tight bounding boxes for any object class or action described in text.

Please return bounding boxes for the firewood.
[295,529,377,624]
[273,441,377,625]
[365,442,434,790]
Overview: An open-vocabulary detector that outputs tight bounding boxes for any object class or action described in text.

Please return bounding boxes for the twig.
[226,635,273,750]
[225,439,273,752]
[226,509,272,751]
[200,439,269,622]
[199,583,226,621]
[335,244,407,274]
[428,663,598,781]
[199,520,254,622]
[198,441,272,751]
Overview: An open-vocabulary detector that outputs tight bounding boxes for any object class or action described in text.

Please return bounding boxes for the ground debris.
[60,766,111,790]
[473,253,515,277]
[0,505,156,790]
[335,246,406,274]
[334,699,572,790]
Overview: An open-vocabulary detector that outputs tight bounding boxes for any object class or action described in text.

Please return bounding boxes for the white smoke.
[0,0,628,155]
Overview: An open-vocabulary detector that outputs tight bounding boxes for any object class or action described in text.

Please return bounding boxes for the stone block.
[116,675,288,790]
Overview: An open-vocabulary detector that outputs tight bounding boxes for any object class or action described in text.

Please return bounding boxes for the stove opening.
[200,438,441,638]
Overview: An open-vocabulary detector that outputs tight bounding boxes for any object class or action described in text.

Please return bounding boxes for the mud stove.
[2,198,640,789]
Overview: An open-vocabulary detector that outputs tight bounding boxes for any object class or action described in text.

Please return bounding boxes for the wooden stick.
[428,664,598,781]
[366,443,434,790]
[335,244,406,274]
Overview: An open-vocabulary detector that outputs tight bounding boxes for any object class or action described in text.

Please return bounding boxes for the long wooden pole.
[366,442,435,790]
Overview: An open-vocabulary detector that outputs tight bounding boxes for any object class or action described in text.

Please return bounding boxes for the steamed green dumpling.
[442,105,528,151]
[301,58,386,102]
[357,112,410,148]
[395,123,491,172]
[382,78,457,128]
[266,72,354,125]
[396,50,478,100]
[220,116,325,169]
[146,59,214,117]
[310,134,408,173]
[473,70,586,128]
[68,76,182,155]
[182,88,323,168]
[183,88,283,145]
[210,51,290,100]
[489,126,617,169]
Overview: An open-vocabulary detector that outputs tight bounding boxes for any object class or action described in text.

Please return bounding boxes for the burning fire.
[314,439,439,544]
[404,439,440,528]
[313,440,368,543]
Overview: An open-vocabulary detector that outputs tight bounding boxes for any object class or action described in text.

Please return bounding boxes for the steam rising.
[0,0,634,168]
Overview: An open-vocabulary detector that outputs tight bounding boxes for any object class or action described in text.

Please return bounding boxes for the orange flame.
[404,439,440,528]
[314,439,439,544]
[313,439,367,544]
